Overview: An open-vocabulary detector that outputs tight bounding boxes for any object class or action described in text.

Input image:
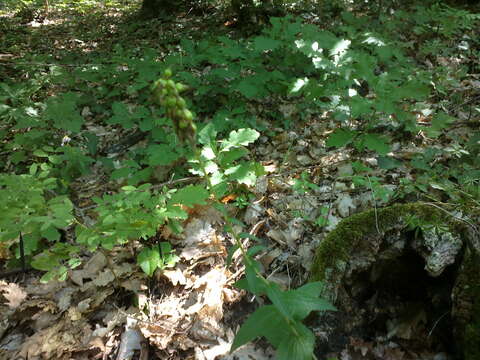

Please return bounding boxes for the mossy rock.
[309,202,479,358]
[310,203,462,298]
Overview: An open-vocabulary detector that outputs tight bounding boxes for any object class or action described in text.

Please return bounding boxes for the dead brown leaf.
[0,281,27,309]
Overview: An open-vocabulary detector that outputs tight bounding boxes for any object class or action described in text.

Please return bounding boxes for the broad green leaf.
[137,247,159,276]
[33,149,49,157]
[218,148,248,167]
[396,80,430,100]
[201,145,216,161]
[159,242,179,268]
[330,39,351,57]
[39,265,68,283]
[276,322,316,360]
[44,93,84,133]
[108,101,135,129]
[224,162,259,186]
[164,204,188,219]
[410,156,430,170]
[169,185,209,207]
[253,36,281,51]
[266,282,293,320]
[111,166,136,180]
[231,305,286,351]
[198,123,218,146]
[425,112,455,138]
[31,251,59,271]
[326,129,355,148]
[294,282,325,297]
[222,129,259,151]
[361,133,390,155]
[159,241,172,254]
[40,226,61,242]
[211,181,229,198]
[147,144,180,166]
[84,132,99,155]
[236,79,261,99]
[245,261,267,295]
[10,151,27,164]
[29,163,38,175]
[283,290,336,320]
[350,96,373,117]
[378,156,402,170]
[139,117,154,131]
[167,219,184,234]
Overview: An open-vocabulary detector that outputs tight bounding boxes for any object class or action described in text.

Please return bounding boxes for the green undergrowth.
[1,0,480,358]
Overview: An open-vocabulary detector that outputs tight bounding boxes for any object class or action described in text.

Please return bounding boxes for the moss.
[309,202,453,283]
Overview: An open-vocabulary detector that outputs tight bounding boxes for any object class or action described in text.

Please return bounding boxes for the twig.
[423,201,478,232]
[428,311,449,337]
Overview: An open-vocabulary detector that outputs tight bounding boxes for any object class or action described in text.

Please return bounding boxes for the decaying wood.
[310,202,480,358]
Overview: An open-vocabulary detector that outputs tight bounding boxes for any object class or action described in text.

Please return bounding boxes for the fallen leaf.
[0,282,27,309]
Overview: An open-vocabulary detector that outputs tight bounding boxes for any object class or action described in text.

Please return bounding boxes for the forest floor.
[0,1,479,359]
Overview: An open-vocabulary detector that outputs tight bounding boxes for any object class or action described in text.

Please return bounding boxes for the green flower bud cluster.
[151,69,196,148]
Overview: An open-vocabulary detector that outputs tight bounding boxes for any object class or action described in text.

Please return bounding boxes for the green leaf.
[159,242,179,268]
[147,144,180,166]
[221,128,259,151]
[245,261,267,295]
[137,247,160,276]
[425,112,455,138]
[31,251,59,271]
[231,305,286,351]
[378,156,402,170]
[198,123,218,146]
[218,148,249,167]
[396,80,430,100]
[253,36,281,51]
[108,102,135,129]
[294,281,325,297]
[84,132,99,155]
[169,185,209,208]
[360,133,390,155]
[40,226,61,242]
[283,289,336,320]
[266,282,293,320]
[44,93,84,133]
[29,163,39,175]
[164,204,188,219]
[276,322,316,360]
[159,241,172,254]
[39,266,68,283]
[225,162,259,186]
[200,145,216,161]
[226,243,240,267]
[246,245,267,257]
[326,129,355,148]
[236,78,261,99]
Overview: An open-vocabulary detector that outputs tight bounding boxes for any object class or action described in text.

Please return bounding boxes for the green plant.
[149,70,336,359]
[0,168,78,282]
[292,171,320,195]
[233,193,254,209]
[137,242,179,276]
[314,205,331,228]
